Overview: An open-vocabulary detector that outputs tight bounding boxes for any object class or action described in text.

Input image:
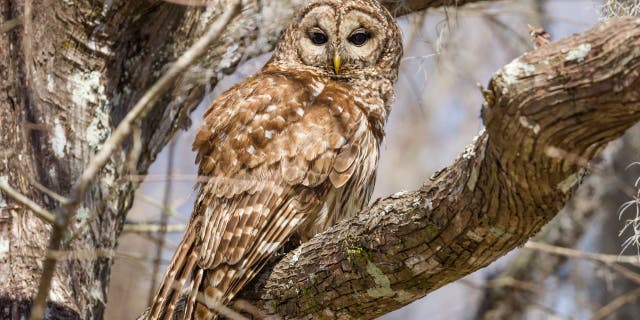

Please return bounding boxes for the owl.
[148,0,403,318]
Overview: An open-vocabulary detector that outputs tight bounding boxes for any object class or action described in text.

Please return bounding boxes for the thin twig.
[486,276,546,294]
[232,299,276,320]
[546,146,636,198]
[485,15,531,51]
[399,9,430,117]
[606,262,640,286]
[0,180,54,223]
[28,3,242,319]
[23,0,32,90]
[458,278,567,320]
[123,223,187,233]
[161,0,212,6]
[24,174,69,205]
[123,174,280,186]
[590,286,640,320]
[123,173,219,183]
[127,125,143,175]
[148,140,176,306]
[195,293,250,320]
[0,17,23,34]
[136,194,183,219]
[524,241,640,266]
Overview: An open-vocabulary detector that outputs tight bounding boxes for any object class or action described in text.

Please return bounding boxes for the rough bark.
[476,2,640,318]
[0,1,488,319]
[236,17,640,319]
[475,130,631,319]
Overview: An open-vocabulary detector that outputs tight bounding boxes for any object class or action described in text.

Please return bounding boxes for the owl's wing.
[191,71,366,307]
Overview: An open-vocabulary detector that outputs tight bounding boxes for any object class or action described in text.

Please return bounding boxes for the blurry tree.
[1,0,640,319]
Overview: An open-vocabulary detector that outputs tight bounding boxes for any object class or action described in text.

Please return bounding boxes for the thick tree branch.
[382,0,489,15]
[236,17,640,319]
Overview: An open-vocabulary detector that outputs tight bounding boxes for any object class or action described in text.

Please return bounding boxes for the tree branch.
[382,0,490,16]
[0,179,55,224]
[236,17,640,319]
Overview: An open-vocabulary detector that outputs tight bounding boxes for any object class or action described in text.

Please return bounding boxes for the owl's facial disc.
[336,9,386,73]
[286,0,401,80]
[297,6,337,72]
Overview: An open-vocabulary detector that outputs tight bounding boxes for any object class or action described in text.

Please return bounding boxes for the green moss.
[346,246,371,266]
[298,285,322,313]
[296,273,323,313]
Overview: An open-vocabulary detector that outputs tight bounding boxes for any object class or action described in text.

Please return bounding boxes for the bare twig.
[123,173,227,183]
[28,3,242,319]
[0,180,54,223]
[591,286,640,320]
[524,242,640,266]
[546,146,636,198]
[485,15,530,50]
[194,294,250,320]
[0,17,23,34]
[545,146,591,168]
[601,0,640,19]
[606,263,640,286]
[127,125,143,175]
[122,223,187,233]
[528,24,551,48]
[232,299,275,320]
[23,0,32,89]
[459,278,566,319]
[136,194,183,218]
[486,276,546,294]
[24,174,69,205]
[162,0,212,6]
[148,140,176,306]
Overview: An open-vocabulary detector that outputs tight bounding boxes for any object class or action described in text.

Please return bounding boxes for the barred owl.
[148,0,402,318]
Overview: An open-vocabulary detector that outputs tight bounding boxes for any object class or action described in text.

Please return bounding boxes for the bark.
[236,17,640,319]
[475,129,630,319]
[475,1,640,317]
[0,1,488,319]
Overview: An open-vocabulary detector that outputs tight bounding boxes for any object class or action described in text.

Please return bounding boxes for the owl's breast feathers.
[193,69,388,182]
[161,68,390,319]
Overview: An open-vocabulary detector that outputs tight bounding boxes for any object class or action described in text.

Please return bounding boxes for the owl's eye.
[308,28,328,45]
[348,29,370,46]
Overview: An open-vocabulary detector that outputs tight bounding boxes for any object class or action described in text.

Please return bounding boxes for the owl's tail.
[147,223,203,320]
[191,264,238,319]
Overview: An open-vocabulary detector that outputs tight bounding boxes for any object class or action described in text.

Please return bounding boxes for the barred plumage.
[148,0,402,318]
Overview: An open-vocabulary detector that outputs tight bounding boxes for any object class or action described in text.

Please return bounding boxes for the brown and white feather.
[148,0,402,318]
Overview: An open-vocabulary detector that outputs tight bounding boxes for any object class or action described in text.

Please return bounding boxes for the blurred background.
[105,1,640,319]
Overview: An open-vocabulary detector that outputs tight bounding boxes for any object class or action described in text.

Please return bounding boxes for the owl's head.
[272,0,403,82]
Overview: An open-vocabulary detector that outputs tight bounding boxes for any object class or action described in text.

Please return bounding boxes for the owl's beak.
[333,54,342,74]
